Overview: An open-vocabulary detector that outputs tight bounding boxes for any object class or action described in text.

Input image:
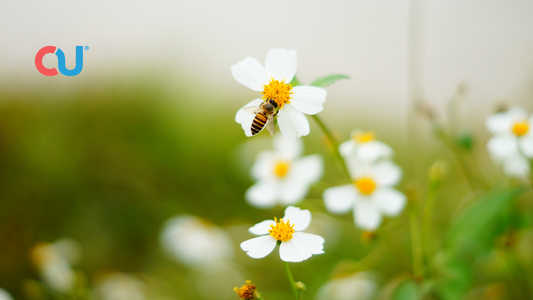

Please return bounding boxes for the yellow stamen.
[269,217,295,242]
[512,121,529,137]
[234,280,257,300]
[353,131,375,144]
[273,161,290,178]
[354,177,377,195]
[262,78,293,108]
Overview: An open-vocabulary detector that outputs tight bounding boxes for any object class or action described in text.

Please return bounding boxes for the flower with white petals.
[95,273,146,300]
[0,288,13,300]
[233,49,327,139]
[241,206,324,263]
[486,106,533,178]
[31,239,80,294]
[339,129,393,162]
[323,157,406,230]
[246,134,323,208]
[315,273,376,300]
[160,215,234,267]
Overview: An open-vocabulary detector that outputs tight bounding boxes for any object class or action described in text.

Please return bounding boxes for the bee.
[242,98,279,136]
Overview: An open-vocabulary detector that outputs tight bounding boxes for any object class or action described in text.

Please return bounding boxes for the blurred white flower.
[241,206,324,263]
[315,273,377,300]
[0,288,13,300]
[245,134,323,208]
[486,106,533,178]
[31,238,80,294]
[233,49,327,139]
[339,129,393,162]
[95,273,146,300]
[323,158,406,230]
[160,215,234,267]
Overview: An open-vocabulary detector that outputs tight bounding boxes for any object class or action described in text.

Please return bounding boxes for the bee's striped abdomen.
[251,113,268,135]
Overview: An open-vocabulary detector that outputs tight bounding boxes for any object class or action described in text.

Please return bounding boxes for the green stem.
[284,261,300,300]
[311,114,351,182]
[422,182,438,279]
[409,201,423,289]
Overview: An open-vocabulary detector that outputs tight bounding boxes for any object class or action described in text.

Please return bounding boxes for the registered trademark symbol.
[84,46,89,51]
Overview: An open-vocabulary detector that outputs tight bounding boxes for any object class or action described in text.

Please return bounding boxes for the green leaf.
[446,187,526,245]
[392,280,418,300]
[310,74,350,87]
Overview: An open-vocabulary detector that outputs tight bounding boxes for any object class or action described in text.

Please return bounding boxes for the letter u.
[56,46,83,76]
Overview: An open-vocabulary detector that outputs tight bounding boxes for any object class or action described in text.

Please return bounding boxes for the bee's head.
[268,99,278,108]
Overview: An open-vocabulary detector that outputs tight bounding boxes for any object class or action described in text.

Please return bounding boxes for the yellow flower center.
[353,131,375,143]
[512,121,529,137]
[234,280,257,300]
[274,160,290,178]
[262,78,293,108]
[354,177,377,195]
[269,217,295,242]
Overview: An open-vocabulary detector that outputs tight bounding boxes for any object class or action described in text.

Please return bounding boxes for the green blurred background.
[1,78,532,300]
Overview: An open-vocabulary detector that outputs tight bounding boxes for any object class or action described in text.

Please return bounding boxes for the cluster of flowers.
[232,49,408,265]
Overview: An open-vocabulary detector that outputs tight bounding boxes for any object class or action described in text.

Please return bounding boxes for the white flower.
[241,206,324,263]
[0,288,13,300]
[339,129,393,162]
[160,215,234,267]
[323,158,406,230]
[31,239,79,294]
[245,134,323,208]
[95,273,146,300]
[486,106,533,178]
[233,49,327,139]
[315,273,377,300]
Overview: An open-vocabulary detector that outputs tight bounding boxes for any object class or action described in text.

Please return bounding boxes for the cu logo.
[35,46,87,76]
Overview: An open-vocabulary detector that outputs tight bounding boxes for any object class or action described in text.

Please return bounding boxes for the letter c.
[35,46,58,76]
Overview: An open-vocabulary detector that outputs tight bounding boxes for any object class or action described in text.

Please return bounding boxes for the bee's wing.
[241,105,262,114]
[266,115,276,136]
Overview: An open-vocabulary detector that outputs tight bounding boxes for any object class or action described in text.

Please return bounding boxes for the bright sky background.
[1,0,533,128]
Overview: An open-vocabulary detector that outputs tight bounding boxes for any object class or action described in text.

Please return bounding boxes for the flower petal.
[283,206,311,231]
[241,235,277,259]
[506,106,529,121]
[288,154,323,183]
[291,232,325,254]
[339,140,356,157]
[290,86,327,115]
[371,160,402,187]
[278,180,308,206]
[518,133,533,158]
[249,220,276,235]
[279,239,311,262]
[357,141,394,162]
[487,134,518,159]
[231,57,269,91]
[265,49,297,83]
[273,133,302,160]
[354,198,382,230]
[277,104,310,139]
[502,154,530,179]
[371,187,406,216]
[323,184,356,214]
[486,110,514,134]
[250,151,276,181]
[245,180,278,208]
